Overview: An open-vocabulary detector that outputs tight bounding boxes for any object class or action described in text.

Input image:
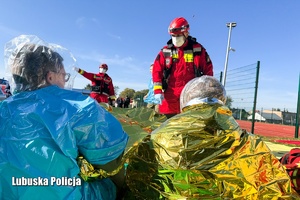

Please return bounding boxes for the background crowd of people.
[115,96,131,108]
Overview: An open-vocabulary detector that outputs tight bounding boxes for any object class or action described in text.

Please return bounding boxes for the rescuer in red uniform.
[152,17,214,118]
[74,64,116,103]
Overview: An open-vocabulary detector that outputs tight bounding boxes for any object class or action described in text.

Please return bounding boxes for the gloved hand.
[73,67,80,72]
[154,94,164,105]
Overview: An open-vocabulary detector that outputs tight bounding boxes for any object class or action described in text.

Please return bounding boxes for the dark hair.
[12,44,64,92]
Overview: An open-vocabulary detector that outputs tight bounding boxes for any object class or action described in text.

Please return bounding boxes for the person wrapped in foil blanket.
[124,75,299,199]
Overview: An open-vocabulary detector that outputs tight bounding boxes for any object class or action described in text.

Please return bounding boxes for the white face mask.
[171,35,186,47]
[99,68,106,73]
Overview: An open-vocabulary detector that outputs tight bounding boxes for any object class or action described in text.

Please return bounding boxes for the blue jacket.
[0,85,128,200]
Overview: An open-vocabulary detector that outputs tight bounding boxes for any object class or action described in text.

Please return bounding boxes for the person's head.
[10,43,68,91]
[180,75,227,111]
[4,35,76,93]
[99,63,108,74]
[150,64,153,74]
[168,17,190,47]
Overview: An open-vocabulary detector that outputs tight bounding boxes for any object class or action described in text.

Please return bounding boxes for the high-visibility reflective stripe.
[79,69,84,75]
[162,45,201,66]
[109,95,116,100]
[193,47,202,52]
[91,91,109,96]
[184,53,193,63]
[93,75,111,82]
[293,169,299,188]
[172,53,178,59]
[184,49,193,54]
[163,48,197,63]
[153,85,162,90]
[162,49,172,53]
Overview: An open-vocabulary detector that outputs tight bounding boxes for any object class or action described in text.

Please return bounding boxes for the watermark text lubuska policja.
[12,177,81,186]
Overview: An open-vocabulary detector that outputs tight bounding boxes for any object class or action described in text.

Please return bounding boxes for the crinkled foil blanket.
[79,105,300,199]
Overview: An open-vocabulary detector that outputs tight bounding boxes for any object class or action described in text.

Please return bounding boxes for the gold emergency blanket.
[124,103,300,199]
[77,105,166,182]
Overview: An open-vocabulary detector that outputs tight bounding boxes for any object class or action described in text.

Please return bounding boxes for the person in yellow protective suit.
[124,75,299,199]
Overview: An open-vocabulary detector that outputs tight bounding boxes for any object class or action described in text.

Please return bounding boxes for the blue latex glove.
[154,94,164,105]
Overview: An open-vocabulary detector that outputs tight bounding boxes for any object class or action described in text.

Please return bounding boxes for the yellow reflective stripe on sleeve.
[153,85,162,90]
[79,69,84,75]
[292,169,298,189]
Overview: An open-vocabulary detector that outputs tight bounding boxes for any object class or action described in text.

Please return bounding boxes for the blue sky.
[0,1,299,112]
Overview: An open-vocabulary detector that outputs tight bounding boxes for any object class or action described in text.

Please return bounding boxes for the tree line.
[84,84,148,101]
[84,83,232,108]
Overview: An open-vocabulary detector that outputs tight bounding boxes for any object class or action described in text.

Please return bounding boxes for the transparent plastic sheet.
[4,35,77,93]
[123,103,300,199]
[180,75,226,111]
[48,43,77,90]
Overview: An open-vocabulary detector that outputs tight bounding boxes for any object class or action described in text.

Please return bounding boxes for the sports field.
[236,120,300,145]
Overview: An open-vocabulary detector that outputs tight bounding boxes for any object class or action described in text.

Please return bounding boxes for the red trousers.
[90,92,108,103]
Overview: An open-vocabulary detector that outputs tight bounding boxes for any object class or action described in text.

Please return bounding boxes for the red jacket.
[78,69,115,103]
[153,36,213,114]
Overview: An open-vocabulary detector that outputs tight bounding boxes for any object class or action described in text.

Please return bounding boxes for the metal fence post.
[219,71,223,83]
[251,61,260,134]
[295,73,300,138]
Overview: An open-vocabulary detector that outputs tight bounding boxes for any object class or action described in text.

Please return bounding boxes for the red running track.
[236,120,298,138]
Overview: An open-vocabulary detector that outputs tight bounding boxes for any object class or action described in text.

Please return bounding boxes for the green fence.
[215,61,260,134]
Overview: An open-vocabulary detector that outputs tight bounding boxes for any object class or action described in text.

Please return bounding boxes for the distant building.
[231,108,249,120]
[282,111,297,125]
[262,110,282,124]
[261,112,282,124]
[247,112,266,122]
[239,108,297,126]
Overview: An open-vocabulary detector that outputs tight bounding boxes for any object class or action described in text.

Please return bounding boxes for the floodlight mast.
[222,22,237,87]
